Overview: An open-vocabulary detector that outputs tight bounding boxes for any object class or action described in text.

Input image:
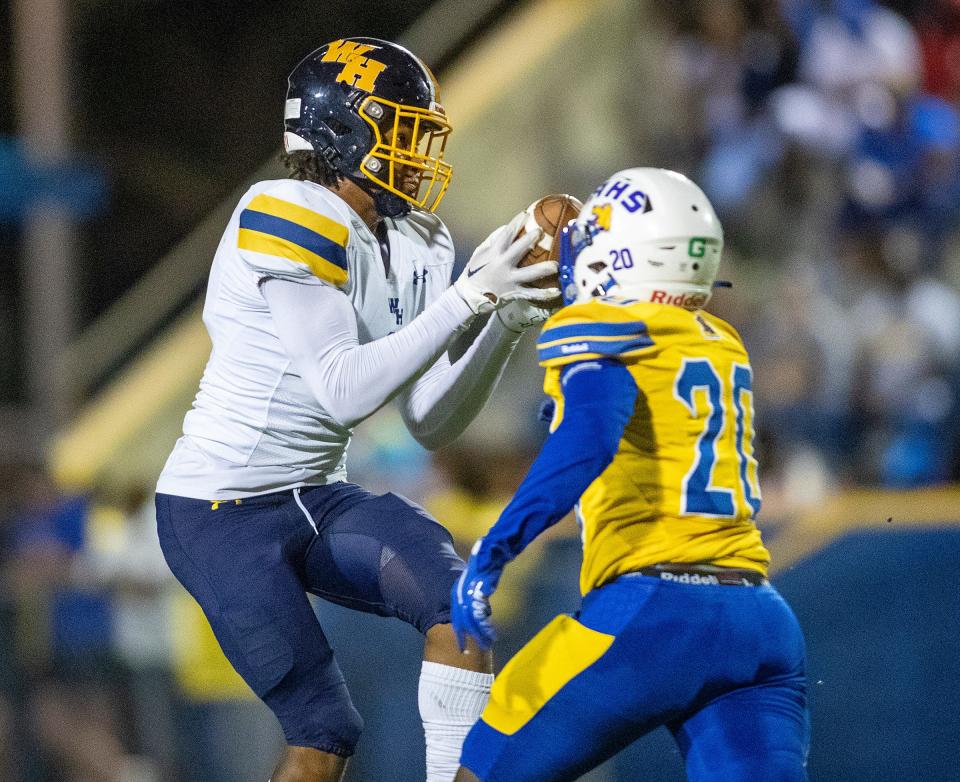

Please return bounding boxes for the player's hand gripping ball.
[516,194,584,310]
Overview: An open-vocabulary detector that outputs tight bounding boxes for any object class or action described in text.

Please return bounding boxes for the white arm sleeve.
[397,314,523,451]
[262,277,474,429]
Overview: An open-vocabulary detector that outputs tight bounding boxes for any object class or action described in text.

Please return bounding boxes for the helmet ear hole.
[587,261,606,273]
[325,119,353,136]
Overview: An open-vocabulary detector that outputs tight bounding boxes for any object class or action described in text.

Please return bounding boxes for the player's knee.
[269,661,364,756]
[283,695,364,756]
[316,697,364,754]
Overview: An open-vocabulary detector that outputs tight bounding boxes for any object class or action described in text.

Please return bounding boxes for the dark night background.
[5,1,433,317]
[0,1,441,403]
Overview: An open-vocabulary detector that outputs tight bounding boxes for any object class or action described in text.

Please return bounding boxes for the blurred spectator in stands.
[772,0,920,168]
[5,462,147,781]
[916,0,960,104]
[74,484,175,780]
[841,227,960,486]
[840,89,960,266]
[664,0,799,214]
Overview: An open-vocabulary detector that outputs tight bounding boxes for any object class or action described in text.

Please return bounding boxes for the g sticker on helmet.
[688,237,720,257]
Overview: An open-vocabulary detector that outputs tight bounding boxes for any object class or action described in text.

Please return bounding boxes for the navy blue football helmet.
[284,38,452,217]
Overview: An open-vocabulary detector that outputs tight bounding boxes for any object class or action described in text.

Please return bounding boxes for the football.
[517,193,583,308]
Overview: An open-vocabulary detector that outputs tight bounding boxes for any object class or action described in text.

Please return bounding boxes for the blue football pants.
[461,573,809,781]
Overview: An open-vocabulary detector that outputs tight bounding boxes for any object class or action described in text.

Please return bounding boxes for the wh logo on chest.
[389,297,404,325]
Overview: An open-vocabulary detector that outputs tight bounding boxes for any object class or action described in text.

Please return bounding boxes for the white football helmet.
[558,168,724,309]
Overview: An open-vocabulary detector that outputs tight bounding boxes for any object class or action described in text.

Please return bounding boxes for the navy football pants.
[156,483,465,755]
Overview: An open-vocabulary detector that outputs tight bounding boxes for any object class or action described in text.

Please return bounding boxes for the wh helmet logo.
[321,40,387,92]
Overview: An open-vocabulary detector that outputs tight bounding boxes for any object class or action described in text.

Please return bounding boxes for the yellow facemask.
[357,95,453,213]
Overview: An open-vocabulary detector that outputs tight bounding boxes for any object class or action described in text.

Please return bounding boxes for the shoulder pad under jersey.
[237,180,351,287]
[537,300,655,368]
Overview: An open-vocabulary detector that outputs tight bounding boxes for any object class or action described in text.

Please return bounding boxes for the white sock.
[419,660,493,782]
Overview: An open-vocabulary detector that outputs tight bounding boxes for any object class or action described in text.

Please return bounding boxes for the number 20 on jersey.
[674,358,762,519]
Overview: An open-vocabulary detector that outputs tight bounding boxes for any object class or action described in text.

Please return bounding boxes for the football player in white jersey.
[155,38,558,782]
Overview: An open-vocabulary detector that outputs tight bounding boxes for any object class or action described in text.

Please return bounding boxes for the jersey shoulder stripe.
[238,193,349,286]
[539,320,650,343]
[245,193,349,246]
[537,333,653,365]
[538,303,654,367]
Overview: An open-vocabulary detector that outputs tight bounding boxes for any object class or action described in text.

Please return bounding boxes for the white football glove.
[496,299,556,333]
[454,212,562,315]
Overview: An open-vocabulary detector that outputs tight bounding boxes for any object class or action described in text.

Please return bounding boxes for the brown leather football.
[516,194,583,309]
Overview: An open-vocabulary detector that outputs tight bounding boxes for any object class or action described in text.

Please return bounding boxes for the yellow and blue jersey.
[458,299,808,782]
[537,298,769,593]
[467,297,769,601]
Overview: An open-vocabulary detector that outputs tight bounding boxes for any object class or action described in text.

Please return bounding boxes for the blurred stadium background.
[2,0,959,779]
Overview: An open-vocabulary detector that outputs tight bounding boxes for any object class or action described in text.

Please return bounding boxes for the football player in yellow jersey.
[452,168,809,781]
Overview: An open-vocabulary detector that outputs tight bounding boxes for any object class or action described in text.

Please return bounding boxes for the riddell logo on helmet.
[650,290,707,308]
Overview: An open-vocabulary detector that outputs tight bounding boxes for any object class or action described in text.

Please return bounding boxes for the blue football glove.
[451,555,498,652]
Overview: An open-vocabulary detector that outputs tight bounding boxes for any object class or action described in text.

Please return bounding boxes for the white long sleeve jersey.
[157,178,478,500]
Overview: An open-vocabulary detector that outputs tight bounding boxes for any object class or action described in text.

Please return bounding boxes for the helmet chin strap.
[373,189,411,218]
[345,171,411,218]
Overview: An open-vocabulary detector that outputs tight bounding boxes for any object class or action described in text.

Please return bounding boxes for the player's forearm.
[400,314,522,450]
[264,279,473,428]
[308,286,475,427]
[472,410,615,580]
[473,361,638,582]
